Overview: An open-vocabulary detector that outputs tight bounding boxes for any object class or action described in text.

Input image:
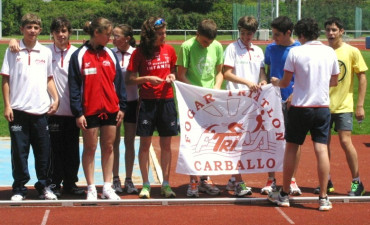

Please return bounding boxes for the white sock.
[103,182,112,190]
[88,184,96,191]
[352,177,360,182]
[230,176,236,182]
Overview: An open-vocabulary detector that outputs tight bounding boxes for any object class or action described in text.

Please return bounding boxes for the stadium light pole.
[0,0,2,39]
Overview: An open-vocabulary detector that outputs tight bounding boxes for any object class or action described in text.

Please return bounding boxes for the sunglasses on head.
[154,18,165,27]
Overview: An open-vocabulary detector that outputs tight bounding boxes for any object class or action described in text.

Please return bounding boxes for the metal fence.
[68,29,370,42]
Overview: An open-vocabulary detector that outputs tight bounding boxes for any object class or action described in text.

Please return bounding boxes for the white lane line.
[275,207,295,224]
[40,209,50,225]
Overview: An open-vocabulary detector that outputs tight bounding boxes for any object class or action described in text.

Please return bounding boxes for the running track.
[0,135,369,225]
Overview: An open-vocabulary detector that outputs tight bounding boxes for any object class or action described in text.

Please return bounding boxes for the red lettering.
[214,161,222,171]
[257,158,265,169]
[247,159,255,169]
[225,161,233,170]
[203,94,215,104]
[187,109,195,119]
[185,121,191,131]
[235,160,245,170]
[272,118,281,128]
[275,132,284,141]
[267,108,273,118]
[237,90,247,96]
[194,161,201,171]
[195,101,204,111]
[266,158,275,168]
[260,98,269,107]
[204,161,212,171]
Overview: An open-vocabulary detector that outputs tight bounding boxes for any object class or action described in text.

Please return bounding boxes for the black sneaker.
[313,180,334,194]
[64,184,85,195]
[348,180,365,196]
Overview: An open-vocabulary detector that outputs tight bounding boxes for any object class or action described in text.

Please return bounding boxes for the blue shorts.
[124,100,138,124]
[285,107,330,145]
[136,99,178,137]
[330,113,353,132]
[85,112,118,128]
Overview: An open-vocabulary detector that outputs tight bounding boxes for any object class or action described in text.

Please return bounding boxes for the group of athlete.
[1,12,367,212]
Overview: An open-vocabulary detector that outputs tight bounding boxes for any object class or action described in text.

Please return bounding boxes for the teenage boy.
[262,16,302,196]
[223,16,267,197]
[316,17,367,196]
[177,19,224,197]
[1,13,59,201]
[269,18,339,211]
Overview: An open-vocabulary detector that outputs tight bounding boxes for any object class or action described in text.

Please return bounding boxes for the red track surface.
[0,135,369,224]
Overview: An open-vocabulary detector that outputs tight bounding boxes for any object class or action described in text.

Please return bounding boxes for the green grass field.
[0,42,369,136]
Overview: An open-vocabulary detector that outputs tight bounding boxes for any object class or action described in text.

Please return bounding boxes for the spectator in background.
[111,24,139,195]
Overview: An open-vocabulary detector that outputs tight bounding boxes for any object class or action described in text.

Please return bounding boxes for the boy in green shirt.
[177,19,223,197]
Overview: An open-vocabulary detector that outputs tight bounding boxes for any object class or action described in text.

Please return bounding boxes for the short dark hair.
[294,18,320,41]
[50,17,72,34]
[237,16,258,33]
[21,13,41,28]
[324,17,344,30]
[197,19,217,40]
[271,16,293,34]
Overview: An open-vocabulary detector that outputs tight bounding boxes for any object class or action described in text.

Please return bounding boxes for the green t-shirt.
[176,37,224,88]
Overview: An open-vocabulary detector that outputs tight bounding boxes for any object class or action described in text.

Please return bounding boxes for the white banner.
[174,81,286,175]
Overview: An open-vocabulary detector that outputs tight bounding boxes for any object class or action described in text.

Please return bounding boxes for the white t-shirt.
[48,44,77,116]
[112,46,138,101]
[1,40,53,114]
[284,40,340,107]
[223,39,264,90]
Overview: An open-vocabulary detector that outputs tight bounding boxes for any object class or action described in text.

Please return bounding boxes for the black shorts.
[285,107,330,145]
[85,112,118,129]
[136,99,178,137]
[124,100,139,124]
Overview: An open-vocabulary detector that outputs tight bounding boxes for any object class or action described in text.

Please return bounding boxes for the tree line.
[2,0,369,36]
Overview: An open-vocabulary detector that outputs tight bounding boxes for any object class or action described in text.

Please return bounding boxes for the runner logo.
[10,125,22,132]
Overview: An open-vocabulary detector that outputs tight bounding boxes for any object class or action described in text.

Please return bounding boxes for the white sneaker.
[102,187,121,200]
[290,178,302,196]
[11,194,25,201]
[86,188,97,201]
[261,178,277,195]
[43,185,58,200]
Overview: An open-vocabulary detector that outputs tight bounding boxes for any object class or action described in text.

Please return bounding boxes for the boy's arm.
[223,66,259,92]
[9,39,20,52]
[177,65,190,84]
[213,64,223,89]
[259,67,267,85]
[47,77,59,115]
[2,76,13,122]
[355,72,367,121]
[271,71,293,88]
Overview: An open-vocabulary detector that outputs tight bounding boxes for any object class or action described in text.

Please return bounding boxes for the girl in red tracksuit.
[68,17,126,201]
